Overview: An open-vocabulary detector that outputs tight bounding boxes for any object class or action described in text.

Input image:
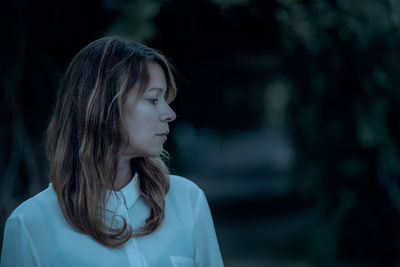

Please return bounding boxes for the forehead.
[145,62,167,90]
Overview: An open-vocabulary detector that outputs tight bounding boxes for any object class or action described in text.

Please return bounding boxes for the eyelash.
[148,98,159,105]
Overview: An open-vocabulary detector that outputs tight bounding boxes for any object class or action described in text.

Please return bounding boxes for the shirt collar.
[118,172,140,209]
[105,173,140,211]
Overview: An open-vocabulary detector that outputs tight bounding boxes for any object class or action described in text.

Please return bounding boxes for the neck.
[114,156,133,190]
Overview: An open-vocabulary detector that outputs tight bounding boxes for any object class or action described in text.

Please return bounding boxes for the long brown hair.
[45,36,177,247]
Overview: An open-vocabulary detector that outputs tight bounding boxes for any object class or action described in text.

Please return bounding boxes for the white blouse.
[0,175,224,267]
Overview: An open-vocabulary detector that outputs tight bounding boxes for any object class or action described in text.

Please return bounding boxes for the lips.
[156,131,169,136]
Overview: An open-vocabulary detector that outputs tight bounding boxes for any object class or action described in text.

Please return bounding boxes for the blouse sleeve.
[1,214,41,267]
[193,190,224,267]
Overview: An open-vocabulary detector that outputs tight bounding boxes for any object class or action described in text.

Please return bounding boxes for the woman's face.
[121,62,176,158]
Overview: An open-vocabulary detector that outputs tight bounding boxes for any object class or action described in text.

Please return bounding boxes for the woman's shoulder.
[168,174,205,201]
[8,184,57,223]
[169,174,202,191]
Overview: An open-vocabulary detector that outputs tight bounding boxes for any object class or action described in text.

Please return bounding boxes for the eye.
[147,98,159,105]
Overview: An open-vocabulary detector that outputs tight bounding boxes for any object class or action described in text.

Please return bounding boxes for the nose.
[161,104,176,123]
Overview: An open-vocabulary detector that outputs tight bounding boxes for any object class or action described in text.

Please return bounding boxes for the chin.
[145,147,164,157]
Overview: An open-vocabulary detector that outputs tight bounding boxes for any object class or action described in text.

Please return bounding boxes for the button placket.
[117,193,149,267]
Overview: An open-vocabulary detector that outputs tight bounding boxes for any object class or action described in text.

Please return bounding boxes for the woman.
[0,36,224,267]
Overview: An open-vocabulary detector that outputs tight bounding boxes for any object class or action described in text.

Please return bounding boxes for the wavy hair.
[45,36,177,247]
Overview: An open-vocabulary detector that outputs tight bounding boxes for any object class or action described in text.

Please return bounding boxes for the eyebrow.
[147,87,165,93]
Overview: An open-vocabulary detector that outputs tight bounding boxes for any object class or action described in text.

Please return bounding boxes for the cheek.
[126,113,154,141]
[123,103,160,143]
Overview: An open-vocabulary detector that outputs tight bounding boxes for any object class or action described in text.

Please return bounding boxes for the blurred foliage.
[276,0,400,264]
[104,0,162,41]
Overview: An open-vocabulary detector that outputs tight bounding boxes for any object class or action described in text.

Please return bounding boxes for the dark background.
[2,0,400,266]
